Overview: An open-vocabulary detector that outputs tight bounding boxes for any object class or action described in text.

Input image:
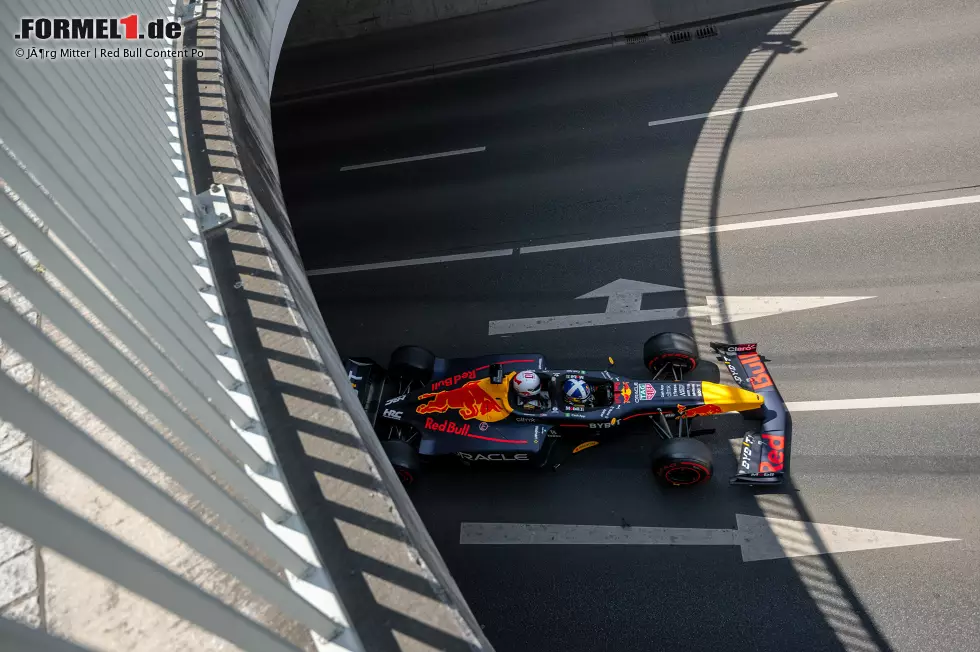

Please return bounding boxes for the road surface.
[273,1,980,650]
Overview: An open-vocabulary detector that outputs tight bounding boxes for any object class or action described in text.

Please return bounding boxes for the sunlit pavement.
[274,1,980,650]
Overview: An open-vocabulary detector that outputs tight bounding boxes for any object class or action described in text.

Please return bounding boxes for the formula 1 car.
[344,333,791,488]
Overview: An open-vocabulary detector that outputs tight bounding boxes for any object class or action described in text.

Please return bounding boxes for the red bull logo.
[424,418,472,436]
[430,370,478,391]
[759,433,785,473]
[416,379,506,421]
[615,382,632,404]
[737,353,774,390]
[677,403,724,418]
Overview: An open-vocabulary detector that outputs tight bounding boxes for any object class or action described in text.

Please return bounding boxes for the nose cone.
[700,382,764,413]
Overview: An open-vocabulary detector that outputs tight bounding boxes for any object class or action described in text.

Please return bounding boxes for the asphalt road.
[273,1,980,650]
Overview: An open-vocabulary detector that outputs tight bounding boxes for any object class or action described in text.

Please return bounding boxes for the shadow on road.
[688,4,894,652]
[271,2,897,651]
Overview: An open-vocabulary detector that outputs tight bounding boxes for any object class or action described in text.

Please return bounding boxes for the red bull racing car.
[344,333,790,487]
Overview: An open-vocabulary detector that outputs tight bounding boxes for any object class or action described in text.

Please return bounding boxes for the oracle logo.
[457,452,529,462]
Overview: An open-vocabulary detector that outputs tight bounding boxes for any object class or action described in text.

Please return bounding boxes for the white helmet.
[512,370,542,397]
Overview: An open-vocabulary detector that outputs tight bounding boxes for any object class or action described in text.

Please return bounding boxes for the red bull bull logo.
[677,403,724,418]
[416,379,507,421]
[615,382,632,404]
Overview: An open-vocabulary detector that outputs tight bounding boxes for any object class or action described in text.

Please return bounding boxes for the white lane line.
[339,146,487,171]
[306,248,513,276]
[786,393,980,412]
[458,517,957,561]
[307,192,980,274]
[520,193,980,254]
[648,93,839,127]
[461,522,736,546]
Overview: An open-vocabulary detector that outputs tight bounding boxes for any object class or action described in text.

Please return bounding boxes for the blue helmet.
[563,378,592,404]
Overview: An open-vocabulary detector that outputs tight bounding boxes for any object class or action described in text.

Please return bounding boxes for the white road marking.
[460,515,958,562]
[339,146,487,171]
[306,248,513,276]
[577,278,682,313]
[648,93,839,127]
[488,293,874,335]
[786,393,980,412]
[305,192,980,275]
[520,193,980,254]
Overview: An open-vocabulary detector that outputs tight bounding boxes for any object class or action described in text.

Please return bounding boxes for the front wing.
[711,343,791,485]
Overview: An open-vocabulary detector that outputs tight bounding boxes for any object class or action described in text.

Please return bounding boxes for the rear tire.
[381,440,422,487]
[389,345,435,383]
[651,438,713,487]
[643,332,699,378]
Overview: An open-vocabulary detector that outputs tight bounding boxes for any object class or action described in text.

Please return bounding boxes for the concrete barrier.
[198,0,496,649]
[285,0,540,45]
[0,0,491,649]
[273,0,824,99]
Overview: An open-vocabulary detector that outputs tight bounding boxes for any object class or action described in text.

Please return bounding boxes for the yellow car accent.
[699,382,764,414]
[476,372,515,420]
[573,441,600,454]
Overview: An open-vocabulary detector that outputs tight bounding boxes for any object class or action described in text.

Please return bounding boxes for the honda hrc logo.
[382,409,403,419]
[457,452,529,462]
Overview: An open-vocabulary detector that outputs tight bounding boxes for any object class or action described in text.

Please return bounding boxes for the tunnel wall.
[284,0,540,45]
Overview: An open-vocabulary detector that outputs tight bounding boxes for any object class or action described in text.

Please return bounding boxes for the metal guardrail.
[0,0,363,649]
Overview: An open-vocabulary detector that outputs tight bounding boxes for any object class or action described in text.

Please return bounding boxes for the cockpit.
[503,366,616,416]
[551,372,615,410]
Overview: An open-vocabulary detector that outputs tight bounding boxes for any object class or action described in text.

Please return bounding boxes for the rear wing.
[710,343,791,486]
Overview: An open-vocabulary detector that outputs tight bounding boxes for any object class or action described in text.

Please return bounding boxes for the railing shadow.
[184,4,492,648]
[681,3,895,651]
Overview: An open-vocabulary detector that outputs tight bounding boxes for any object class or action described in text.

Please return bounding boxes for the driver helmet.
[563,378,592,404]
[512,370,542,397]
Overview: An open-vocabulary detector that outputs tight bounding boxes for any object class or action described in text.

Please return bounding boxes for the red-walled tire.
[652,438,713,487]
[382,440,421,487]
[643,332,699,377]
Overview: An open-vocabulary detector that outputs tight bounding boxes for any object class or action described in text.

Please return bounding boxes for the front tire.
[643,332,699,378]
[381,440,422,487]
[651,438,713,487]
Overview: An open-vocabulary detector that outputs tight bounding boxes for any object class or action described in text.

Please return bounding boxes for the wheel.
[381,440,421,487]
[651,438,713,487]
[643,332,699,379]
[389,345,435,383]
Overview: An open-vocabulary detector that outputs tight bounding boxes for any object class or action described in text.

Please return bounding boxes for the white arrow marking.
[704,295,874,325]
[489,281,874,334]
[460,515,958,562]
[576,278,683,313]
